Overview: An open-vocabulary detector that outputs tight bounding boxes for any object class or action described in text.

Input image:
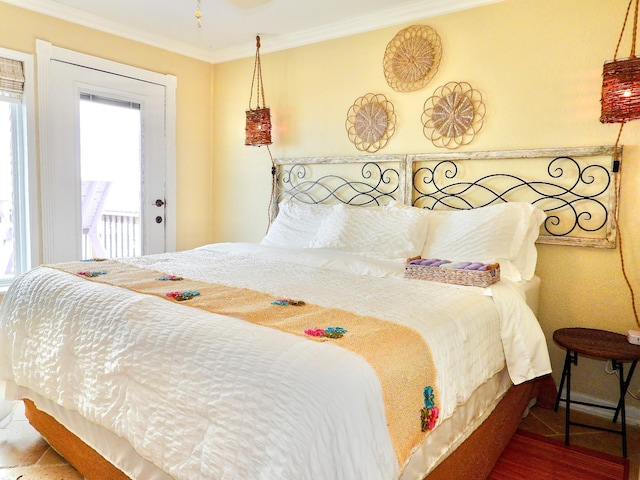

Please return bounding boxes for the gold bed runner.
[49,259,439,466]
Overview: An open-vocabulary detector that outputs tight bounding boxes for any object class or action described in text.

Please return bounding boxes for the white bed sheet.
[0,243,551,479]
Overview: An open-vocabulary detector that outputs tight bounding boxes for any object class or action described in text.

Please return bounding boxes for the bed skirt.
[24,398,130,480]
[23,376,552,480]
[426,378,535,479]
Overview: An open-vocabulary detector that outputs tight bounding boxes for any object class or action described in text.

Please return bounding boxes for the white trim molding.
[36,40,177,262]
[10,0,502,63]
[555,389,640,428]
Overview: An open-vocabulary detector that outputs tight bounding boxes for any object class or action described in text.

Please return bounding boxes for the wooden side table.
[553,327,640,457]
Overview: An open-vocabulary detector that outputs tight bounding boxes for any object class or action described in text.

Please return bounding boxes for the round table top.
[553,327,640,362]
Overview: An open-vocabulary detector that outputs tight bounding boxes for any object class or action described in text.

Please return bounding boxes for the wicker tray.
[404,258,500,287]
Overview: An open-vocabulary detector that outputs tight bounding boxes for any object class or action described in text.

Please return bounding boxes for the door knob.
[154,199,165,207]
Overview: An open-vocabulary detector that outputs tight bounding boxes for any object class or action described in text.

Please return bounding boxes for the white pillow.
[261,200,336,248]
[420,202,545,281]
[513,205,547,280]
[309,203,430,261]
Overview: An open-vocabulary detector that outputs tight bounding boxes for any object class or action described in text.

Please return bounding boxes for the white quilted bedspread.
[0,243,551,480]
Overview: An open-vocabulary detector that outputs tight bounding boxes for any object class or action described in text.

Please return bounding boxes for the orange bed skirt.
[23,375,555,480]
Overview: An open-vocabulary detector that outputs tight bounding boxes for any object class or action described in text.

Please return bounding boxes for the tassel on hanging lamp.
[245,35,272,146]
[600,0,640,124]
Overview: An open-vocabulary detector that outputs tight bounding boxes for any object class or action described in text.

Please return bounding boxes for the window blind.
[80,92,141,110]
[0,57,25,99]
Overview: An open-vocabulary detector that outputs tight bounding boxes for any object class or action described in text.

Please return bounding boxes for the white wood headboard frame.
[273,145,620,248]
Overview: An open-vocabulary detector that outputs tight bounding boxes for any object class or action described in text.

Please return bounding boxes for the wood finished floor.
[518,403,639,480]
[0,400,638,479]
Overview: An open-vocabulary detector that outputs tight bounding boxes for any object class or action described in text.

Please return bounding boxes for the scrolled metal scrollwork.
[413,156,612,238]
[276,162,400,206]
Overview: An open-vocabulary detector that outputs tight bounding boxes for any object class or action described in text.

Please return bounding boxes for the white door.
[37,41,176,263]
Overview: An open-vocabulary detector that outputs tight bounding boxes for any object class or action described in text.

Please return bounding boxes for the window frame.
[0,47,39,290]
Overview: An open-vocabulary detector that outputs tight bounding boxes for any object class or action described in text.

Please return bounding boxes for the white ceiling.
[7,0,502,63]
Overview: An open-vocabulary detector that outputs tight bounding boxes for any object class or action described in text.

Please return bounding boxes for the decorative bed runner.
[49,259,439,466]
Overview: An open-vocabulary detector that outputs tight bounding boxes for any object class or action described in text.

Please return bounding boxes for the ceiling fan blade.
[229,0,272,9]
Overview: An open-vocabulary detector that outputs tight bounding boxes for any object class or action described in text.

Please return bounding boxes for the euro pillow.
[309,203,430,261]
[420,202,545,281]
[261,200,336,248]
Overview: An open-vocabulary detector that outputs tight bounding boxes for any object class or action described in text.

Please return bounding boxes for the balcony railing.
[0,212,140,283]
[82,212,141,259]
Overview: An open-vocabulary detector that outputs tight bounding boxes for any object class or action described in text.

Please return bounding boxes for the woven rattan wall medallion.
[345,93,396,152]
[421,82,485,149]
[383,25,442,93]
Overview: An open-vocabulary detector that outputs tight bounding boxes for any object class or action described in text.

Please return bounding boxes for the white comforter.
[0,243,551,480]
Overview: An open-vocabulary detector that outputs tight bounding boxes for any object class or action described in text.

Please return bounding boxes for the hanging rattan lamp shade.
[245,35,273,146]
[600,56,640,123]
[600,0,640,124]
[245,107,272,146]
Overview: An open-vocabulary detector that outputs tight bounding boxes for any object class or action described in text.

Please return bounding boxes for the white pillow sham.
[512,205,547,280]
[309,203,430,261]
[420,202,545,281]
[261,200,546,278]
[261,200,336,248]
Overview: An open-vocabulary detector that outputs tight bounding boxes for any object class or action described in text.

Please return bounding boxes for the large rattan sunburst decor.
[421,81,486,149]
[345,93,396,153]
[383,25,442,93]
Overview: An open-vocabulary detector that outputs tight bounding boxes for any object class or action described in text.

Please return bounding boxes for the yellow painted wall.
[0,1,214,252]
[212,0,640,409]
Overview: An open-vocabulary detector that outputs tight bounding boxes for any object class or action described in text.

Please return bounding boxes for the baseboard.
[556,389,640,427]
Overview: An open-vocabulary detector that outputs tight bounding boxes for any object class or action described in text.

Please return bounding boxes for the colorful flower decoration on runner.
[420,385,439,432]
[76,270,108,278]
[304,326,348,339]
[271,298,305,306]
[166,290,200,301]
[156,275,184,281]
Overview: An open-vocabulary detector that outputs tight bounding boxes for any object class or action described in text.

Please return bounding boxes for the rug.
[488,429,629,480]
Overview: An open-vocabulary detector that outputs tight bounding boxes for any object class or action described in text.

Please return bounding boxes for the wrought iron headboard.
[273,146,620,248]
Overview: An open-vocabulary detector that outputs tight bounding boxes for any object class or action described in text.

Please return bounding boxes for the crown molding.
[5,0,502,64]
[211,0,502,63]
[4,0,214,62]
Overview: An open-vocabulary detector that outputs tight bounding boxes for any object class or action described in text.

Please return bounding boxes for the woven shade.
[245,36,272,147]
[245,107,272,146]
[0,57,25,99]
[600,56,640,123]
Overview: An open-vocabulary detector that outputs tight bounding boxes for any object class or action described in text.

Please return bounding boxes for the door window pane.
[79,95,142,259]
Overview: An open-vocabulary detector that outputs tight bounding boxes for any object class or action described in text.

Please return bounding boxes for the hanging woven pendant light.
[245,35,272,146]
[600,0,640,331]
[600,0,640,124]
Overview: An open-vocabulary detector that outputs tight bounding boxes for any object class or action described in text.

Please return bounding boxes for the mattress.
[0,243,551,479]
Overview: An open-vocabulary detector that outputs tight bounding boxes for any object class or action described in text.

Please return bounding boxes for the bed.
[0,146,620,480]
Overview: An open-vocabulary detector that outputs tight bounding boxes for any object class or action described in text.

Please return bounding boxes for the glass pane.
[79,96,142,259]
[0,101,14,281]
